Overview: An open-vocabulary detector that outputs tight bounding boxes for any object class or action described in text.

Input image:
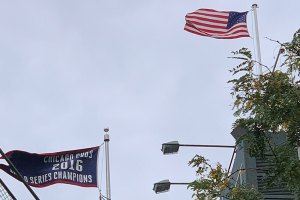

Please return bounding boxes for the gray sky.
[0,0,299,199]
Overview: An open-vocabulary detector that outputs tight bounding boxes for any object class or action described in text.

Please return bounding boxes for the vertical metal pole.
[252,4,263,75]
[104,128,111,200]
[298,140,300,160]
[0,148,40,200]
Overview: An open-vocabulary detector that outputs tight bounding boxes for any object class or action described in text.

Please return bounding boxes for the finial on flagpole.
[104,128,110,141]
[252,4,258,8]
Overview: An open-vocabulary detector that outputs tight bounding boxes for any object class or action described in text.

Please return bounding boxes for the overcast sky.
[0,1,299,199]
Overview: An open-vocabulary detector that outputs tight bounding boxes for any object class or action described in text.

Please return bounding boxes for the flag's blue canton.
[227,12,247,29]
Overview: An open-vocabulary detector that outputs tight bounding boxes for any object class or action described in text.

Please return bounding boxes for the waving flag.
[0,146,99,188]
[184,8,250,39]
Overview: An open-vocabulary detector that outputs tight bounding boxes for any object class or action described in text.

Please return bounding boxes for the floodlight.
[153,180,171,193]
[161,141,180,155]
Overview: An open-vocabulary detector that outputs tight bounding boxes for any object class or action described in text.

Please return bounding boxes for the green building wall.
[222,127,297,200]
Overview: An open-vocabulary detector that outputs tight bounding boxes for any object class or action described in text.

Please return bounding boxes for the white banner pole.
[252,4,263,75]
[104,128,111,200]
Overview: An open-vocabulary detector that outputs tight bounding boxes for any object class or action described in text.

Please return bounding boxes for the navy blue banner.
[0,146,99,188]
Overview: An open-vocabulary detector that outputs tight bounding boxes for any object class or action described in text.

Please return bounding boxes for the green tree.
[189,29,300,199]
[229,28,300,196]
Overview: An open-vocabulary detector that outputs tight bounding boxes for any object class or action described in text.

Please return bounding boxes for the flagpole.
[104,128,111,200]
[0,148,40,200]
[252,4,263,75]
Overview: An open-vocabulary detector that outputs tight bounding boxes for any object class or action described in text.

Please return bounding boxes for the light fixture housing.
[153,180,171,193]
[161,141,180,155]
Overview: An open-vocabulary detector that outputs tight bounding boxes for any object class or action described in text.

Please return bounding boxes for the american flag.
[184,8,250,39]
